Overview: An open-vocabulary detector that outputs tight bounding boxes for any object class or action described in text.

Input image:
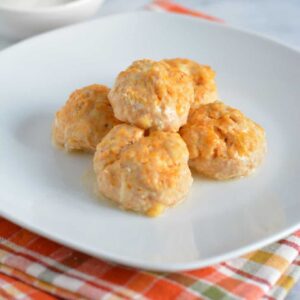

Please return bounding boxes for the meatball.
[94,124,193,216]
[164,58,217,108]
[52,84,121,152]
[108,59,194,132]
[180,102,267,179]
[93,124,144,204]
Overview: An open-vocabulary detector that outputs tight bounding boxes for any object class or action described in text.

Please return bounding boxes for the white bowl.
[0,0,105,41]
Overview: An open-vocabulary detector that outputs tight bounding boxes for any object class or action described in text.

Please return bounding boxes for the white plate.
[1,12,300,272]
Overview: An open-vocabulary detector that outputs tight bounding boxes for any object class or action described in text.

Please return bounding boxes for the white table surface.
[98,0,300,48]
[0,0,299,298]
[0,0,299,50]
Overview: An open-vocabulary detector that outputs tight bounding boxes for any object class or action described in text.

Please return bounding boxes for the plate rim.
[0,11,299,59]
[1,209,300,272]
[1,11,300,272]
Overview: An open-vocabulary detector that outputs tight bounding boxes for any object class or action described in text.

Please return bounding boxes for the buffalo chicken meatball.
[108,59,194,132]
[180,102,266,179]
[94,124,193,216]
[53,84,121,152]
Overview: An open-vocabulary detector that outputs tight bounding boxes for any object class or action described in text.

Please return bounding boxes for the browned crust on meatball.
[164,58,218,108]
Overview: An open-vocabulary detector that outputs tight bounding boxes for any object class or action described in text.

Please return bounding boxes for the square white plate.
[0,12,300,272]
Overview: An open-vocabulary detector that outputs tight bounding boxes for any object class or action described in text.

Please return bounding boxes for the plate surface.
[1,12,300,272]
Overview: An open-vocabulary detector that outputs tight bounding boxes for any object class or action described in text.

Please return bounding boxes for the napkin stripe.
[192,279,242,300]
[0,265,81,299]
[222,262,272,287]
[279,240,300,252]
[147,0,224,23]
[0,289,11,300]
[224,259,281,289]
[170,270,230,298]
[0,271,58,300]
[277,274,295,290]
[202,268,263,299]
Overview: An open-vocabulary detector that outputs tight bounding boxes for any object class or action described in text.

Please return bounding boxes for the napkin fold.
[0,218,299,300]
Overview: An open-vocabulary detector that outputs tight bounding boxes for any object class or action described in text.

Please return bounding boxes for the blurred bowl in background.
[0,0,105,41]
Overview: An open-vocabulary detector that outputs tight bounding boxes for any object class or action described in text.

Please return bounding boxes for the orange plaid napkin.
[0,217,299,299]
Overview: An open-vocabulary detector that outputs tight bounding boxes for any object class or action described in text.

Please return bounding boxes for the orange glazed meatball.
[108,59,194,132]
[180,102,267,179]
[94,124,193,216]
[53,84,121,152]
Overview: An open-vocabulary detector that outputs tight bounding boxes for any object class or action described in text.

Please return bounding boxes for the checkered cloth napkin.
[0,218,299,299]
[1,1,300,299]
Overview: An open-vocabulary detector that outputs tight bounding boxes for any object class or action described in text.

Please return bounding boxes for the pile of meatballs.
[52,58,267,217]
